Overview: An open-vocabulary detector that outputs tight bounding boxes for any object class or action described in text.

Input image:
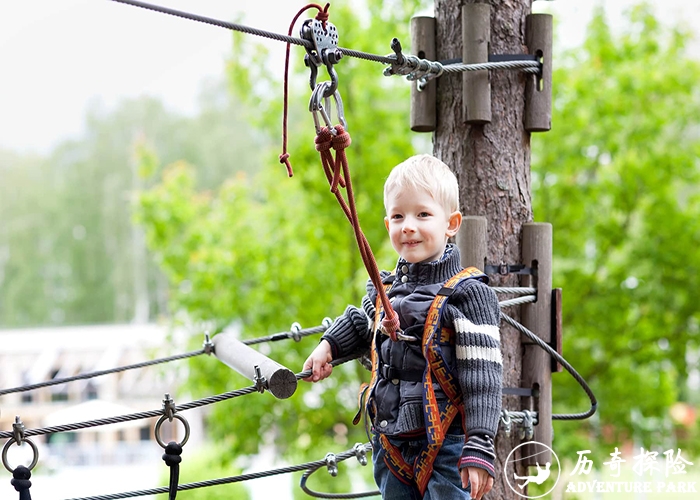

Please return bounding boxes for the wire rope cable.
[0,355,360,440]
[498,295,537,308]
[490,286,536,295]
[63,443,374,500]
[501,313,597,420]
[300,443,379,499]
[0,348,206,397]
[108,0,540,76]
[1,321,332,396]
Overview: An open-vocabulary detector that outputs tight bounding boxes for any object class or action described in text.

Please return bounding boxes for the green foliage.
[135,0,428,485]
[0,86,262,327]
[532,4,700,453]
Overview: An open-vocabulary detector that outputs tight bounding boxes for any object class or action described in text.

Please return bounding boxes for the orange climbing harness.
[363,266,488,494]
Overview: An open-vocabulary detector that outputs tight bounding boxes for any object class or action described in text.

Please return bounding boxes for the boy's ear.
[384,216,390,232]
[446,211,462,237]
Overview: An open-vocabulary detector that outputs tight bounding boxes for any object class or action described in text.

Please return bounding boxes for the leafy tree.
[532,4,700,458]
[136,0,428,495]
[0,86,262,328]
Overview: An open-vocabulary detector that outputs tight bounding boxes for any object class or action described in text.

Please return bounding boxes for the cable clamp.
[290,322,302,342]
[325,452,338,477]
[353,443,368,466]
[11,416,25,445]
[520,410,537,441]
[382,38,444,91]
[322,317,333,329]
[500,410,512,437]
[253,365,267,394]
[202,332,214,355]
[162,393,176,422]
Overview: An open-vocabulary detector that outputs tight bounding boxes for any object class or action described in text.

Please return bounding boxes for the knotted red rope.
[279,3,331,177]
[315,126,400,340]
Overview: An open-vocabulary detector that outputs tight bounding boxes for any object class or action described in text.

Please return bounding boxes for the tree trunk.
[434,0,533,498]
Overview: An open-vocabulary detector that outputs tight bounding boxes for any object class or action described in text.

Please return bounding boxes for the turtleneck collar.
[393,244,463,286]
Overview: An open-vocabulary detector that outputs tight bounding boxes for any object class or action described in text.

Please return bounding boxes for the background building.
[0,323,204,498]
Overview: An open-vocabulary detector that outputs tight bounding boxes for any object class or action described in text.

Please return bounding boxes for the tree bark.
[434,0,533,498]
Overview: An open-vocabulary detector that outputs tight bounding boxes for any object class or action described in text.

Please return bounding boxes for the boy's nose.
[402,219,416,232]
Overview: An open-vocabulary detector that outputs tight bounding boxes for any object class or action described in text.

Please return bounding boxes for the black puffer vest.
[372,246,463,436]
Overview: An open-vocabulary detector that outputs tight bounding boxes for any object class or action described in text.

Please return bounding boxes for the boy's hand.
[302,339,333,382]
[461,466,493,500]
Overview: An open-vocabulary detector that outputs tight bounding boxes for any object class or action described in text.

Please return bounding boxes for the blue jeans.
[372,433,472,500]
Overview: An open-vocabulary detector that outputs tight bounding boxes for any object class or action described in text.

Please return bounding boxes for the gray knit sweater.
[322,245,502,476]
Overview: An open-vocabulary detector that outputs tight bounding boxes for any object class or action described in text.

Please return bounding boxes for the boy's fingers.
[301,359,316,382]
[471,477,481,499]
[485,476,494,495]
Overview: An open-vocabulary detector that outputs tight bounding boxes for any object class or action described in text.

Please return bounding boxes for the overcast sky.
[0,0,697,155]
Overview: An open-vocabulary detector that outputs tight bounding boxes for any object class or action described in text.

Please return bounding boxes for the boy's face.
[384,185,462,264]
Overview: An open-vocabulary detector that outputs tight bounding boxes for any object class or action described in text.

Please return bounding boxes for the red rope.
[315,126,400,340]
[279,3,331,177]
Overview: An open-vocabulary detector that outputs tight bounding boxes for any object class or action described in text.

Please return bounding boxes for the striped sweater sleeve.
[320,277,382,359]
[448,279,502,477]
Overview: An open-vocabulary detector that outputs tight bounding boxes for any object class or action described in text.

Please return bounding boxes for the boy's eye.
[418,212,431,218]
[391,214,403,220]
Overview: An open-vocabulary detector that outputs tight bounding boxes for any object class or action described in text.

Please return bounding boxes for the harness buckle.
[396,331,420,343]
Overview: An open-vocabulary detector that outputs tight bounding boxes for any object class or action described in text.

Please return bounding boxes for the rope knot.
[162,441,183,467]
[315,3,330,25]
[381,312,400,342]
[11,465,31,492]
[331,126,351,150]
[315,129,334,152]
[279,153,293,177]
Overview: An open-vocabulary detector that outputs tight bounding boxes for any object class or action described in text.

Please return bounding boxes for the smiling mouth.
[403,240,421,246]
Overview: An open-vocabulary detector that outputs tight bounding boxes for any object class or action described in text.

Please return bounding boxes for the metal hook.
[309,83,347,134]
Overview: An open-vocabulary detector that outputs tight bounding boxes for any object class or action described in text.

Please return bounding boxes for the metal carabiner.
[301,18,342,97]
[309,82,347,135]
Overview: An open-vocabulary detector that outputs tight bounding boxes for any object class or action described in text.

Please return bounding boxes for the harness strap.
[368,266,487,494]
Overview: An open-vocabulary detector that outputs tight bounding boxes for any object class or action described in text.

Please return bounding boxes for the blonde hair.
[383,154,459,214]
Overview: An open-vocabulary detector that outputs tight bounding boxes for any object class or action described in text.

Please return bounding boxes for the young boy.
[303,154,502,500]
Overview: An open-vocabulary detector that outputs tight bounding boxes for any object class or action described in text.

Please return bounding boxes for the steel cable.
[501,313,597,420]
[0,349,206,397]
[498,295,537,308]
[0,355,360,440]
[490,287,536,295]
[0,322,332,396]
[109,0,540,76]
[63,443,374,500]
